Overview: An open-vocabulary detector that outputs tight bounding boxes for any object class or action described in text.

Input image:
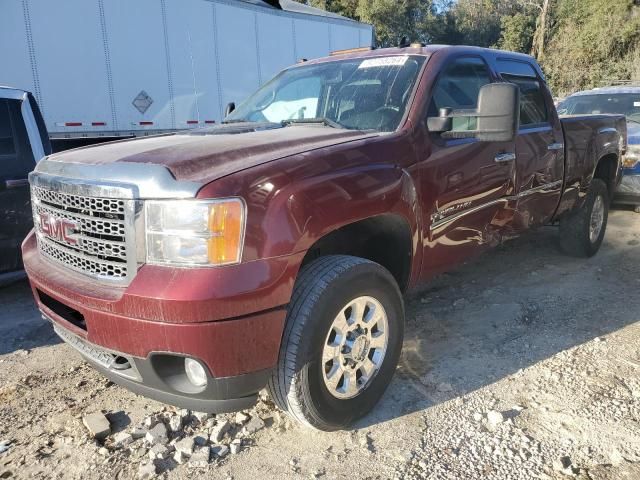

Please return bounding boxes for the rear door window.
[497,59,549,127]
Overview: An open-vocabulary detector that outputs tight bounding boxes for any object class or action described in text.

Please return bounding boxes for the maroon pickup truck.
[23,45,626,431]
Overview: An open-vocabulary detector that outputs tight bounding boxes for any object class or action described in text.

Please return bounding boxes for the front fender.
[197,161,422,281]
[289,165,421,257]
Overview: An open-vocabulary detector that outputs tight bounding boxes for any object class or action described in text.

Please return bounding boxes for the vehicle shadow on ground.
[0,279,60,355]
[356,213,640,429]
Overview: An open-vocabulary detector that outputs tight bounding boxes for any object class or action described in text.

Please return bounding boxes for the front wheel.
[559,178,609,257]
[267,255,404,431]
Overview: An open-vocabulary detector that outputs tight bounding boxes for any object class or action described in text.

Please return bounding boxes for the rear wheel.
[559,178,609,257]
[267,255,404,431]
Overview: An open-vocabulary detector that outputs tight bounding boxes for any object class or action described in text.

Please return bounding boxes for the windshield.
[557,93,640,123]
[226,55,427,132]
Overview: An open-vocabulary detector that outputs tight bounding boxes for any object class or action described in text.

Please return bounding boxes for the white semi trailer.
[1,0,373,149]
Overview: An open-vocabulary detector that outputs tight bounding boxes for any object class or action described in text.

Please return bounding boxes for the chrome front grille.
[31,181,137,283]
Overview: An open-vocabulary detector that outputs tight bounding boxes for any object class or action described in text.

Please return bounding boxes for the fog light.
[184,358,208,387]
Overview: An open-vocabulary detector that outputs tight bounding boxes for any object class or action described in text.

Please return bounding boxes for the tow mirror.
[224,102,236,117]
[427,83,520,142]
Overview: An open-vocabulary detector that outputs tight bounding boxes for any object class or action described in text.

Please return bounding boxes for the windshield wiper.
[282,117,344,129]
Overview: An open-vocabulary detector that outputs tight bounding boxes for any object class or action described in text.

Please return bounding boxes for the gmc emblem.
[39,213,79,245]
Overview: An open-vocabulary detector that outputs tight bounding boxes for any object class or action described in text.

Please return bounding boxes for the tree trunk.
[531,0,550,60]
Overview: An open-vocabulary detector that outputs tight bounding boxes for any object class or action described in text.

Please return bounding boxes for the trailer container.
[1,0,372,147]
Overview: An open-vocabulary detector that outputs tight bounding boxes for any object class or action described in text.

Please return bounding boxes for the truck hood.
[46,123,378,183]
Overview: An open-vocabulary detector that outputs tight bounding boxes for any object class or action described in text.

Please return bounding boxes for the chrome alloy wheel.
[321,296,389,399]
[590,195,605,243]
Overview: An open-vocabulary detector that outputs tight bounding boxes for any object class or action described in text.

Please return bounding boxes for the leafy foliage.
[497,13,535,53]
[542,0,640,95]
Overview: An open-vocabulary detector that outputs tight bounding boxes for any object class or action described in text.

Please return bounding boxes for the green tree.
[497,12,535,53]
[298,0,439,47]
[542,0,640,95]
[307,0,359,18]
[355,0,437,47]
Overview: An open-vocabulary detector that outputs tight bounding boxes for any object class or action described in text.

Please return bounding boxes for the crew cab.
[0,86,50,284]
[22,45,625,431]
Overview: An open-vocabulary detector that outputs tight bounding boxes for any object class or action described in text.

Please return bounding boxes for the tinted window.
[0,99,35,178]
[497,60,549,126]
[0,101,16,156]
[428,57,492,131]
[557,93,640,122]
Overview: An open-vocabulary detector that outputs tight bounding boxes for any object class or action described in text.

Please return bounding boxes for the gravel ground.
[0,209,639,480]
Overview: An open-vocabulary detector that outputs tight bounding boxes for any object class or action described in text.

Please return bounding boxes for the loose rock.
[552,456,575,475]
[149,444,170,460]
[230,439,242,455]
[235,412,250,425]
[167,415,182,433]
[210,420,231,443]
[189,446,211,468]
[131,427,147,440]
[82,413,111,440]
[174,450,189,465]
[112,431,134,448]
[137,462,156,479]
[175,436,195,456]
[212,444,229,459]
[487,410,504,427]
[243,416,265,435]
[192,411,212,424]
[145,423,168,445]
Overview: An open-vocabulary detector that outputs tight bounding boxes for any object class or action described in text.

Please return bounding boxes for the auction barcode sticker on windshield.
[358,56,408,69]
[634,101,640,107]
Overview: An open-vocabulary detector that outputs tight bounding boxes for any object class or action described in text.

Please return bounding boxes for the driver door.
[0,98,37,273]
[413,56,517,279]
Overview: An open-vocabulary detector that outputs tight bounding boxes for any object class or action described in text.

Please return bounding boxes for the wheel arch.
[300,213,414,292]
[593,153,620,201]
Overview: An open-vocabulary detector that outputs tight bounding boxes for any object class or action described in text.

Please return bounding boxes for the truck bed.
[556,114,626,216]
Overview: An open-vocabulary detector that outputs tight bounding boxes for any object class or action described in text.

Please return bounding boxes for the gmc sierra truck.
[23,45,626,431]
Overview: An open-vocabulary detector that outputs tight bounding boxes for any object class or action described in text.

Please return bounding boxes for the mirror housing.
[224,102,236,117]
[427,83,520,142]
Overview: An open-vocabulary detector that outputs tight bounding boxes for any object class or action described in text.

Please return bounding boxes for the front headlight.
[145,198,245,266]
[623,144,640,168]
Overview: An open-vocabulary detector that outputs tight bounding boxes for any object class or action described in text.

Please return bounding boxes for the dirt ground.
[1,208,639,480]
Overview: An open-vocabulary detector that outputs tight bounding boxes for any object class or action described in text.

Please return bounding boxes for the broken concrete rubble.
[209,419,231,443]
[82,413,111,440]
[145,423,168,445]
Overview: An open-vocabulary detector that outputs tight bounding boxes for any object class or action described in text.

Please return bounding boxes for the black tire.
[559,178,609,257]
[267,255,404,431]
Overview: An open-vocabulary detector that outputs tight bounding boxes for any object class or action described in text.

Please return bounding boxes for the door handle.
[548,142,564,151]
[495,152,516,163]
[5,178,29,189]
